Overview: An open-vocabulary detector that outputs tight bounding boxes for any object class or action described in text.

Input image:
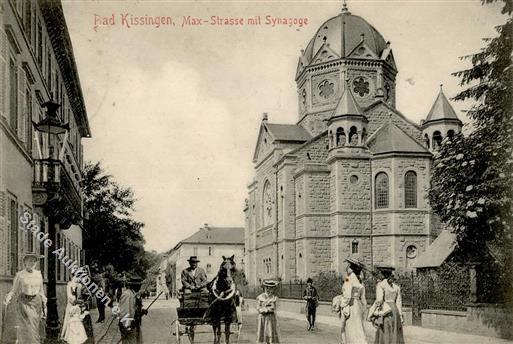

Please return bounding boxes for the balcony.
[32,159,83,228]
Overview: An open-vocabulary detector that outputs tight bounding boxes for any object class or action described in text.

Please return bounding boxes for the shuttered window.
[9,57,18,131]
[9,198,19,275]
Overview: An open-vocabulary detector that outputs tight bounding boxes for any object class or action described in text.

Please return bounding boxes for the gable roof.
[414,230,457,268]
[265,123,311,142]
[368,123,430,155]
[252,122,311,163]
[181,226,244,245]
[425,88,460,124]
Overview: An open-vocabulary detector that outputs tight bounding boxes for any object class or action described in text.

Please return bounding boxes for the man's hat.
[375,264,395,273]
[187,256,200,263]
[22,251,44,260]
[127,276,143,285]
[306,277,313,283]
[262,279,279,288]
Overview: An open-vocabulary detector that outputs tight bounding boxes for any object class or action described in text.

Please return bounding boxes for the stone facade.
[0,0,90,329]
[244,6,461,286]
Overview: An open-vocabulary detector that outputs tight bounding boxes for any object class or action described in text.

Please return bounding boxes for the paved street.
[90,298,513,344]
[91,298,352,344]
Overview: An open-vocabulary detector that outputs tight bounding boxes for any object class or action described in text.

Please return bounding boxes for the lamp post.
[33,99,69,343]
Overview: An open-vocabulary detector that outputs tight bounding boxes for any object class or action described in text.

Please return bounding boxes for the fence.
[241,270,469,316]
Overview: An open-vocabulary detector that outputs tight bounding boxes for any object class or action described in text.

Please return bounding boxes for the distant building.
[243,4,462,286]
[0,0,90,325]
[164,224,244,295]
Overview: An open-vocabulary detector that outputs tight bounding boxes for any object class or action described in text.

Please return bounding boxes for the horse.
[205,255,238,344]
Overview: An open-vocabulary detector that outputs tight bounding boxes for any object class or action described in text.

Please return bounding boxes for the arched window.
[263,180,273,226]
[329,130,333,147]
[375,172,389,209]
[207,264,212,274]
[336,127,345,146]
[361,128,367,145]
[447,129,455,140]
[432,131,442,149]
[404,171,417,208]
[424,134,430,149]
[349,126,358,145]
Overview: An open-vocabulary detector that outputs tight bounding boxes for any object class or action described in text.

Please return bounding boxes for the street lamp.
[33,99,69,343]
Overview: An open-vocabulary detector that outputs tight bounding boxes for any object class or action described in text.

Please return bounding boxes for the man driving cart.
[181,256,208,293]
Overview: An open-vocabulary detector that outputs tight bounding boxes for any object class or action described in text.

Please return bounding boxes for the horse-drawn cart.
[171,290,242,344]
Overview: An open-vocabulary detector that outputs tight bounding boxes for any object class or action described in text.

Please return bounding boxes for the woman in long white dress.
[256,280,280,344]
[61,276,82,341]
[4,253,46,344]
[338,256,368,344]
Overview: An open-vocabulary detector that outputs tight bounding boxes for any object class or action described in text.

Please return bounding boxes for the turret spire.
[333,80,363,117]
[424,85,459,124]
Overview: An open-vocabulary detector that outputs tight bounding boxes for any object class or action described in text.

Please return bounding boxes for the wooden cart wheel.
[175,320,181,343]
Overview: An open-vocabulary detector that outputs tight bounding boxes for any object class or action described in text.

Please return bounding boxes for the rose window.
[353,77,370,97]
[318,80,335,99]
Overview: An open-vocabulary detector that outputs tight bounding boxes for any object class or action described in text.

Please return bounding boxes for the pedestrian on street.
[118,276,147,344]
[3,252,46,344]
[256,279,280,344]
[62,304,88,344]
[303,277,319,331]
[371,265,404,344]
[335,255,368,344]
[61,275,82,342]
[75,268,95,344]
[95,273,106,323]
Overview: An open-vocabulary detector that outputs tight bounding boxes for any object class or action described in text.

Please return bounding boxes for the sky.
[61,0,507,253]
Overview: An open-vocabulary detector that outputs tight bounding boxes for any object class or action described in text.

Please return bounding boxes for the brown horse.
[205,255,238,344]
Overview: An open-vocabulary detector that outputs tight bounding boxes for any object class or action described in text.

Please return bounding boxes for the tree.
[82,162,147,277]
[428,0,512,300]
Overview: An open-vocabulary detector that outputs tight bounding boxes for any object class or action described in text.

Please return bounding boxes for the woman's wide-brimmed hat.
[262,279,279,288]
[344,255,365,269]
[22,251,44,260]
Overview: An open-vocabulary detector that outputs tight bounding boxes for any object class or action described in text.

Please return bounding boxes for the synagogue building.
[243,4,462,286]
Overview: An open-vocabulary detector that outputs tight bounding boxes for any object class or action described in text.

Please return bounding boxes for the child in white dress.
[63,304,88,344]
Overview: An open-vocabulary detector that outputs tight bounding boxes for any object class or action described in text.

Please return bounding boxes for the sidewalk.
[251,308,513,344]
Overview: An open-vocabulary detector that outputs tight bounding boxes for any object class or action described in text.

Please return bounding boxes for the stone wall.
[304,238,331,277]
[393,236,428,269]
[421,304,513,340]
[372,236,393,266]
[294,134,329,165]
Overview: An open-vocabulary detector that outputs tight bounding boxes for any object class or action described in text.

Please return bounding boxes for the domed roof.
[302,11,388,64]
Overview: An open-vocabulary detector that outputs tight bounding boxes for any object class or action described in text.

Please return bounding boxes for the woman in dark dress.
[373,265,405,344]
